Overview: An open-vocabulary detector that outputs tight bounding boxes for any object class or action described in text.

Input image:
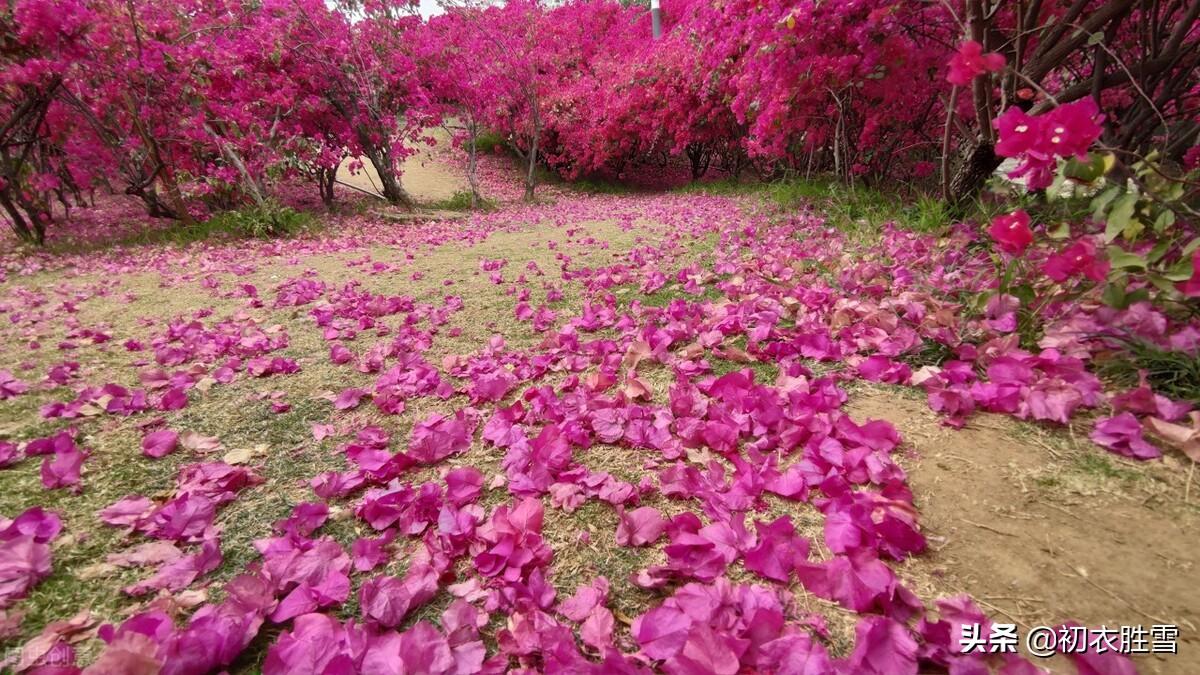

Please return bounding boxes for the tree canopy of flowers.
[2,0,1196,242]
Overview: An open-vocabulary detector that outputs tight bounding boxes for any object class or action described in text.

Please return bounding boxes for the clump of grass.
[1094,338,1200,404]
[47,202,318,255]
[1073,453,1138,481]
[429,190,495,212]
[205,202,315,239]
[473,129,506,154]
[674,177,764,197]
[900,340,957,369]
[677,175,958,235]
[568,178,637,195]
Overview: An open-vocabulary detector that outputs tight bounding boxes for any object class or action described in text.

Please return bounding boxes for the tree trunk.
[317,166,337,208]
[206,123,267,209]
[524,104,541,202]
[126,184,178,219]
[364,145,414,208]
[466,120,481,209]
[524,131,539,202]
[948,138,1002,209]
[0,189,36,244]
[126,99,193,227]
[686,143,711,180]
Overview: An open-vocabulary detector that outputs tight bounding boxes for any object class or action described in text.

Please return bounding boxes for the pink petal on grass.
[615,506,666,547]
[360,564,438,628]
[141,429,179,459]
[333,388,367,411]
[179,431,221,453]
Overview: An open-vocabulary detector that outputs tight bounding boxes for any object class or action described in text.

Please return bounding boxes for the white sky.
[417,0,443,19]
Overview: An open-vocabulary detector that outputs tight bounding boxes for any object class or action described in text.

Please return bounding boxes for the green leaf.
[1183,236,1200,257]
[1127,288,1151,305]
[1103,193,1136,243]
[1163,260,1195,281]
[1048,221,1071,240]
[1011,283,1037,306]
[1106,246,1145,270]
[1153,209,1175,233]
[1146,240,1171,264]
[1148,273,1179,294]
[1101,281,1128,309]
[1064,153,1110,183]
[1090,185,1120,221]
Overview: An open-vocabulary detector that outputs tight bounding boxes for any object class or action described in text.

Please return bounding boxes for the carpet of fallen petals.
[0,155,1195,674]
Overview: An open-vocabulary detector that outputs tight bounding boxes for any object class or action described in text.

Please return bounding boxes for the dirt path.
[850,386,1199,674]
[336,133,467,204]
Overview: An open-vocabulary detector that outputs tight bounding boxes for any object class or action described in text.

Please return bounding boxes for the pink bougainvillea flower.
[1044,98,1105,159]
[445,466,484,506]
[123,537,222,596]
[1043,239,1109,282]
[743,516,808,582]
[1110,375,1191,421]
[351,530,395,573]
[946,40,1005,86]
[840,615,919,675]
[994,107,1042,158]
[0,508,61,608]
[0,442,20,469]
[1143,412,1200,462]
[141,429,179,459]
[615,506,666,547]
[262,613,357,673]
[1,508,62,544]
[332,387,367,411]
[407,411,474,464]
[1176,249,1200,298]
[40,441,87,490]
[856,355,912,384]
[360,563,438,628]
[311,424,335,441]
[983,294,1020,333]
[0,371,29,400]
[1090,413,1161,460]
[988,209,1034,255]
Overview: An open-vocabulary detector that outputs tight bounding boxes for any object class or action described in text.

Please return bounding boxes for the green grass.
[1073,453,1139,481]
[900,339,957,369]
[674,177,765,197]
[676,175,958,235]
[473,129,506,154]
[1093,338,1200,405]
[567,178,639,195]
[427,190,496,212]
[44,202,318,256]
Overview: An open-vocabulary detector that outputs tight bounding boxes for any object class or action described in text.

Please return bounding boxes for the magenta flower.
[994,107,1042,157]
[0,371,29,400]
[987,209,1034,255]
[1176,250,1200,298]
[946,40,1005,86]
[1090,413,1161,460]
[1044,98,1105,159]
[1043,239,1109,282]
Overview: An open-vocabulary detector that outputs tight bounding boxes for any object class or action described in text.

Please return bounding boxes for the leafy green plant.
[204,202,314,239]
[430,190,495,211]
[473,129,506,154]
